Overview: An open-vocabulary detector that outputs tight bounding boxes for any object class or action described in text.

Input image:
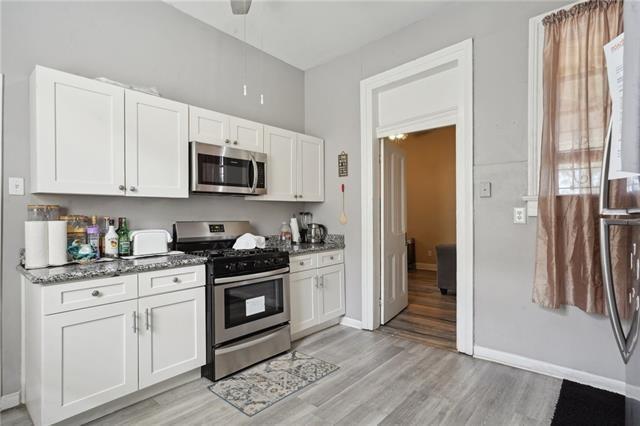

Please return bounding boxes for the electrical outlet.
[513,207,527,224]
[8,177,24,195]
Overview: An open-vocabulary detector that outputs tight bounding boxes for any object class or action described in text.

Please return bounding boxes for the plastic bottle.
[104,219,119,258]
[279,221,292,247]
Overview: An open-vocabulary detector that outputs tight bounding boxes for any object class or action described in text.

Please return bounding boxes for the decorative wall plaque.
[338,151,348,177]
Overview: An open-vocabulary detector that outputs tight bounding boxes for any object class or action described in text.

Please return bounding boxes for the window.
[525,1,582,216]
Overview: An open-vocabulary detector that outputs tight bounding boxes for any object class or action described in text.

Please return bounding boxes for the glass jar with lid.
[27,205,47,221]
[45,205,60,221]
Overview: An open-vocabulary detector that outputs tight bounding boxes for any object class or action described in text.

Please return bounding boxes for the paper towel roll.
[48,221,68,266]
[25,221,48,269]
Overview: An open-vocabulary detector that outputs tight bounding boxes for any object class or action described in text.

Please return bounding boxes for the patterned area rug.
[209,351,339,416]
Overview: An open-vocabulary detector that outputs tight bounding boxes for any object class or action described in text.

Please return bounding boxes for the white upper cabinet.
[253,127,324,202]
[188,107,264,153]
[229,116,264,152]
[297,134,324,202]
[30,66,126,195]
[31,66,189,198]
[125,90,189,198]
[261,125,298,201]
[188,106,229,146]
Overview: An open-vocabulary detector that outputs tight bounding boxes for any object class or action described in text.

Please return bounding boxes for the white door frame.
[360,39,474,355]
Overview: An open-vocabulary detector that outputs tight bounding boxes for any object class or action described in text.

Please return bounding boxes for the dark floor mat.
[552,380,624,425]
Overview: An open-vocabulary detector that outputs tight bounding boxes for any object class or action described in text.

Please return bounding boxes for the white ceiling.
[166,1,444,70]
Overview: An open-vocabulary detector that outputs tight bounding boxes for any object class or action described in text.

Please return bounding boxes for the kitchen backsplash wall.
[1,1,305,395]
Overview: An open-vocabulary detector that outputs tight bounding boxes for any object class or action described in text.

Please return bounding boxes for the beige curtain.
[533,0,625,314]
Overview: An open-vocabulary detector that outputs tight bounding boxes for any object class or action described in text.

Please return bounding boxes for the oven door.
[191,142,266,195]
[213,268,290,344]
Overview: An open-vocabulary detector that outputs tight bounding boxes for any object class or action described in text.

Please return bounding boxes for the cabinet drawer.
[318,250,344,267]
[289,253,317,273]
[43,275,138,315]
[138,265,205,297]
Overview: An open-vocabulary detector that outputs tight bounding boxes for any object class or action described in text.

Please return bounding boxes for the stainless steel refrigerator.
[601,2,640,424]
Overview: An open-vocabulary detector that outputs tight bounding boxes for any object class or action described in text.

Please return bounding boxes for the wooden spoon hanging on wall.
[339,184,348,225]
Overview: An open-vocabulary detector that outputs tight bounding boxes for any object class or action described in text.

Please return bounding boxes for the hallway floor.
[378,270,456,351]
[1,325,561,425]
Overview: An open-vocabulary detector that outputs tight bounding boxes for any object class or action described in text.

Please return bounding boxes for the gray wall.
[305,1,625,381]
[1,1,305,395]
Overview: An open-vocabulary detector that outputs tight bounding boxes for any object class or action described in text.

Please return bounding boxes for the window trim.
[525,1,582,217]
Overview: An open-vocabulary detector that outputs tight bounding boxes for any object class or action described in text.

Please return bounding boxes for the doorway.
[359,39,473,354]
[378,127,457,351]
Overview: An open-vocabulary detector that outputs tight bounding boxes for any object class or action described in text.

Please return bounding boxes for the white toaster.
[129,229,173,256]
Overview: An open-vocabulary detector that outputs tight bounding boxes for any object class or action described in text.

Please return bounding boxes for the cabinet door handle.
[319,277,324,288]
[129,186,137,192]
[118,185,126,191]
[299,194,303,199]
[299,261,305,266]
[91,290,101,297]
[233,140,238,145]
[145,308,151,331]
[314,276,318,288]
[294,195,298,199]
[172,277,180,283]
[225,139,231,144]
[132,311,138,333]
[329,256,334,260]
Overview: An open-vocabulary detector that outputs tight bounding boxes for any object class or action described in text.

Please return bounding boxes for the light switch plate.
[513,207,527,224]
[8,177,24,195]
[479,182,492,198]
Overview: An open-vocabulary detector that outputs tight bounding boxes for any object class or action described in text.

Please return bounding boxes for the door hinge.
[378,298,382,307]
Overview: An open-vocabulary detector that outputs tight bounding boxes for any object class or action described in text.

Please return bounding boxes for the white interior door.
[381,139,408,324]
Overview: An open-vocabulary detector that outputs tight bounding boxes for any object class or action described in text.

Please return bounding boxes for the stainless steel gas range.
[173,221,291,381]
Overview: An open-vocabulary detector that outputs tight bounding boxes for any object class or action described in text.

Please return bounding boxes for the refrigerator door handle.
[599,118,640,363]
[600,218,638,364]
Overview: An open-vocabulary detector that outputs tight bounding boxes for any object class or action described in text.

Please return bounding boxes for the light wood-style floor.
[2,325,562,426]
[378,270,457,351]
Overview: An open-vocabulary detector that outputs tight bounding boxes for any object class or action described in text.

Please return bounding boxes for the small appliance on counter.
[129,229,173,256]
[307,223,327,244]
[173,220,290,381]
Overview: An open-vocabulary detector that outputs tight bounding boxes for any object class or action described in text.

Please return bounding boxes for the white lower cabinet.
[138,288,206,388]
[289,269,319,335]
[24,265,206,426]
[42,300,139,425]
[289,251,345,338]
[317,264,346,322]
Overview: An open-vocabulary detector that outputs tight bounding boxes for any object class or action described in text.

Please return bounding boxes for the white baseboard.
[1,392,21,411]
[340,316,362,329]
[474,345,625,395]
[416,262,437,271]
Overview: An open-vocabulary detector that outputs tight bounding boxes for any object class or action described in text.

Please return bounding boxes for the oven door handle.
[214,267,290,285]
[249,153,258,194]
[215,324,290,355]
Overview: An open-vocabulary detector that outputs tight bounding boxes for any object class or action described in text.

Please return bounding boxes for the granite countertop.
[17,253,208,285]
[266,234,345,256]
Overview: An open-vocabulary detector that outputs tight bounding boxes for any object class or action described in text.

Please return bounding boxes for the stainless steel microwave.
[190,142,267,195]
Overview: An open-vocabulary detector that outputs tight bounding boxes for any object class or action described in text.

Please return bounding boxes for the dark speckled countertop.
[17,254,208,285]
[266,234,345,256]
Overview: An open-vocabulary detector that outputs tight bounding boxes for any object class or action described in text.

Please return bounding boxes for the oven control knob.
[238,262,248,271]
[226,263,236,272]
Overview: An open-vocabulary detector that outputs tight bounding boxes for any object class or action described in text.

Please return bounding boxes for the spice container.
[45,205,60,221]
[27,205,47,221]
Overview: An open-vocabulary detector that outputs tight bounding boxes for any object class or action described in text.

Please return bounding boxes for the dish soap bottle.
[117,217,131,257]
[104,219,119,258]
